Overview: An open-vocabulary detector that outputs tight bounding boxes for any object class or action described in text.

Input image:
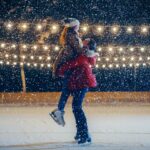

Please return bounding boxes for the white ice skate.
[50,109,65,127]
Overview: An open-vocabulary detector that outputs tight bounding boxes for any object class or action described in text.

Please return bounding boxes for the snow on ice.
[0,104,150,150]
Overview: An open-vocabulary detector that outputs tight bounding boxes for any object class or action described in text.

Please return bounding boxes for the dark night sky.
[0,0,150,24]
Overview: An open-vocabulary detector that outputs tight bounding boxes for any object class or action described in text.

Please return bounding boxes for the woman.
[51,18,83,126]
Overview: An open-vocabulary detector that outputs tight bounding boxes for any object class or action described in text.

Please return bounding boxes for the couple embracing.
[50,18,98,145]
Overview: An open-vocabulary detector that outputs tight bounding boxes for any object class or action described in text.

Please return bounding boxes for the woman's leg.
[72,88,90,143]
[57,88,70,111]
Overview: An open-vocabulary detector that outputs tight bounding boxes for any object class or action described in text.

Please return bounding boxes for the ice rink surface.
[0,104,150,150]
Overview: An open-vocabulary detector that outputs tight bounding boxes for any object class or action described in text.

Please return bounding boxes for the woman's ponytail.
[59,27,68,47]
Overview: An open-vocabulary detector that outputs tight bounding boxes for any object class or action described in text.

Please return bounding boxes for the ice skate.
[77,133,92,145]
[50,109,65,127]
[78,136,92,145]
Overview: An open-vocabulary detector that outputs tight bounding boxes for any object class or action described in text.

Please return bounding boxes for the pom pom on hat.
[62,18,80,28]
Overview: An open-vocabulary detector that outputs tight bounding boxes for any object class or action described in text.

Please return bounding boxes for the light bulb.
[27,63,30,66]
[0,43,5,48]
[47,64,51,67]
[33,45,38,50]
[109,64,113,68]
[0,60,3,64]
[102,64,106,68]
[6,61,10,65]
[30,56,34,60]
[97,47,102,52]
[54,46,59,51]
[131,57,135,61]
[106,58,109,61]
[6,22,13,30]
[140,47,145,52]
[13,55,17,59]
[47,56,51,60]
[36,24,42,30]
[95,64,99,68]
[127,27,133,33]
[5,54,9,58]
[43,45,48,50]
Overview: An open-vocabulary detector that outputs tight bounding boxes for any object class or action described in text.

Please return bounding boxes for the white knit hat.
[62,18,80,28]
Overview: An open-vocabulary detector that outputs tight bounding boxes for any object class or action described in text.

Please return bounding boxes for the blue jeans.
[57,87,89,139]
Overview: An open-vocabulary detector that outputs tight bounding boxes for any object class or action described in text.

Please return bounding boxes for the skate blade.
[49,113,61,125]
[79,142,91,146]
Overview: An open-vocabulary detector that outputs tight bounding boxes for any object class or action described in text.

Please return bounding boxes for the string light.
[30,56,34,60]
[143,63,146,66]
[21,55,26,59]
[40,63,44,67]
[43,45,48,50]
[126,26,133,33]
[39,56,42,60]
[1,21,150,36]
[20,23,28,31]
[47,64,51,67]
[139,57,143,61]
[106,58,110,61]
[6,22,13,30]
[130,47,134,51]
[54,45,59,51]
[97,47,102,52]
[131,56,135,61]
[116,64,119,68]
[34,63,37,67]
[97,26,104,33]
[102,64,106,68]
[22,44,27,49]
[140,47,145,52]
[122,57,126,61]
[98,57,101,61]
[119,47,123,52]
[0,60,3,64]
[81,25,89,32]
[36,24,42,31]
[96,64,99,68]
[108,47,113,52]
[122,64,126,67]
[114,57,118,61]
[141,26,148,33]
[32,45,38,50]
[11,44,16,49]
[109,64,113,68]
[13,62,17,65]
[13,55,17,59]
[27,63,30,66]
[5,54,9,58]
[20,62,24,66]
[129,63,133,67]
[47,56,51,60]
[51,24,59,33]
[6,61,10,65]
[111,25,119,34]
[136,63,140,67]
[0,43,6,48]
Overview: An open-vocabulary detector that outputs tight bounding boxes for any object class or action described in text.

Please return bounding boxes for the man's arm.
[57,56,85,76]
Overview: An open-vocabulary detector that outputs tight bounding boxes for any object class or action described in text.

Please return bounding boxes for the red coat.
[57,54,97,90]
